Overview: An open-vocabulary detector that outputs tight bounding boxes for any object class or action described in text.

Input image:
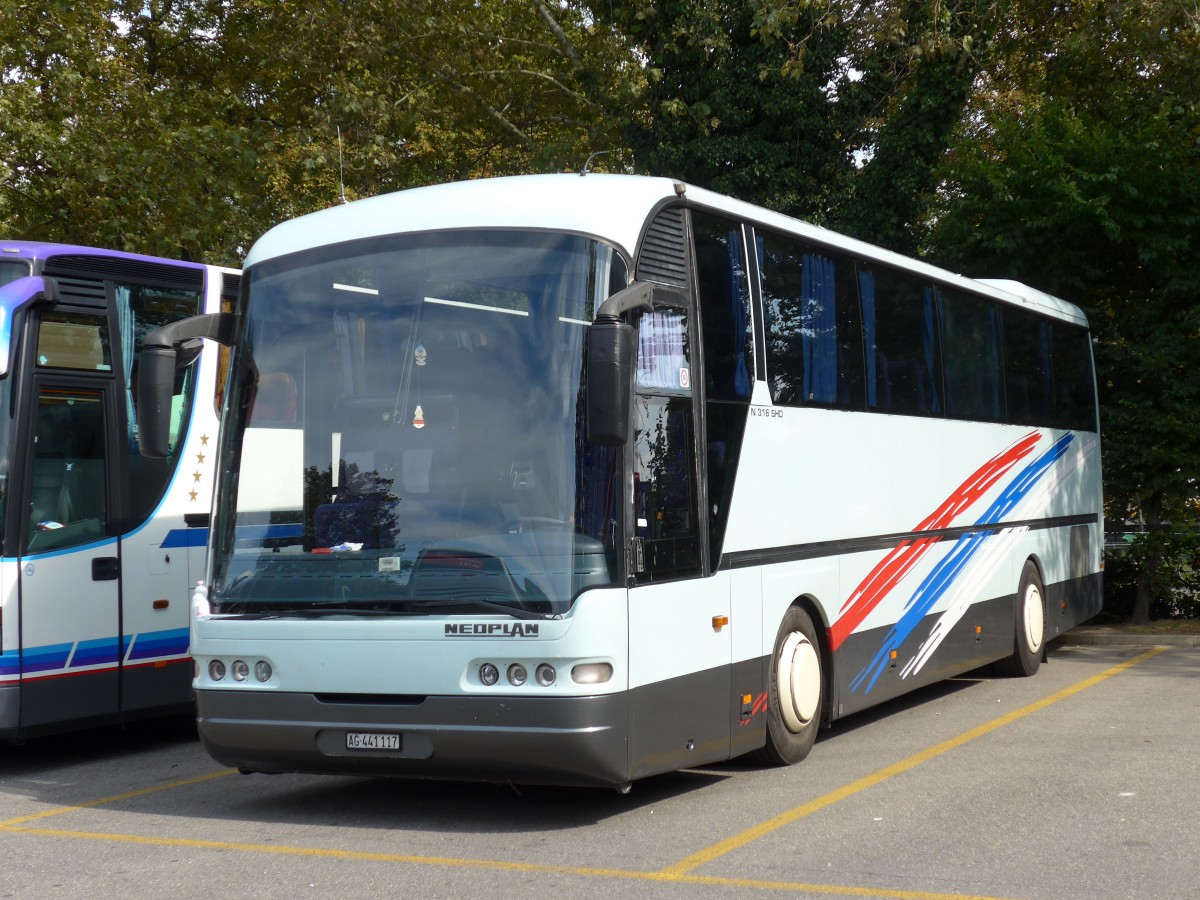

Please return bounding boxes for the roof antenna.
[579,150,609,176]
[336,126,348,204]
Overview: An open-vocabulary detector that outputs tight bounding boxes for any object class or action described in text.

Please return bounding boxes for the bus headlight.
[208,659,226,682]
[507,663,527,686]
[535,663,556,686]
[479,663,500,686]
[231,660,250,682]
[254,661,273,682]
[571,662,613,684]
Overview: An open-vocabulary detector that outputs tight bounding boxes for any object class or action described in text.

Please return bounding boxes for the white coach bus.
[0,242,238,739]
[138,175,1102,789]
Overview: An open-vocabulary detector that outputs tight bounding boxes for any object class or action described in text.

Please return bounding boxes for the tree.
[0,1,639,262]
[592,0,1012,250]
[0,0,265,261]
[928,1,1200,621]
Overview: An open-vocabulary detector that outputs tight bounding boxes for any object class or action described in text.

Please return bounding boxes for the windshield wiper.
[404,598,555,620]
[226,607,412,619]
[222,599,554,620]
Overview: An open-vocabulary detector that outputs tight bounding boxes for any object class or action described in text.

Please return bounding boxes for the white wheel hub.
[1021,582,1044,654]
[776,632,820,733]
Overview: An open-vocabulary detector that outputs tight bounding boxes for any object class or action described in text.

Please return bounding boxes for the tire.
[995,560,1046,677]
[750,606,824,766]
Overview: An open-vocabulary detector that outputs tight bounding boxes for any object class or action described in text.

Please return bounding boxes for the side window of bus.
[1051,324,1097,431]
[860,267,942,416]
[636,310,691,392]
[119,282,204,525]
[27,387,108,554]
[1001,307,1052,426]
[758,231,865,409]
[632,395,699,581]
[692,212,753,401]
[939,288,1002,421]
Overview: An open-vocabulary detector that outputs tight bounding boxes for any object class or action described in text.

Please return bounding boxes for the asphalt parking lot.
[1,641,1197,899]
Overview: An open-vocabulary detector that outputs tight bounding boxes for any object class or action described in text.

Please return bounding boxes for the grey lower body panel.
[831,572,1103,719]
[197,689,632,788]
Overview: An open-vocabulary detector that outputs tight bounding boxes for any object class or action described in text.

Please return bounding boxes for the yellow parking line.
[2,824,1014,899]
[0,768,237,828]
[661,646,1169,877]
[0,647,1166,899]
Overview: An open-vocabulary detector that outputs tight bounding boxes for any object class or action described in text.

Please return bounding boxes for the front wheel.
[751,606,824,766]
[995,560,1045,677]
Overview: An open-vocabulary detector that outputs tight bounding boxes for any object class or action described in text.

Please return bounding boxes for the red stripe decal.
[829,432,1040,650]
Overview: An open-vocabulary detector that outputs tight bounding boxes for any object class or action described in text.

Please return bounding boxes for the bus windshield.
[210,230,627,618]
[0,261,32,289]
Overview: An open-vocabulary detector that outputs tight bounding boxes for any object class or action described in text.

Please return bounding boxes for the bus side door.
[627,391,732,778]
[18,380,121,729]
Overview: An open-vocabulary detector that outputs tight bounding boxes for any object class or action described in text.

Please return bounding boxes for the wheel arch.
[789,594,835,723]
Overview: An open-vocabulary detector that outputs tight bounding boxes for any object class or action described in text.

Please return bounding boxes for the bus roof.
[244,174,1087,326]
[0,240,208,270]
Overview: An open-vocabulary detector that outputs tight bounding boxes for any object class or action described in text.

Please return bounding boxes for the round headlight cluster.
[476,661,613,687]
[207,658,272,683]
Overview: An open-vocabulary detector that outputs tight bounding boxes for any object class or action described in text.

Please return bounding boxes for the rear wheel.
[996,560,1045,677]
[752,606,823,766]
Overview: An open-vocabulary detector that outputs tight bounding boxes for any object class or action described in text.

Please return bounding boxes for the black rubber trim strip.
[722,513,1099,570]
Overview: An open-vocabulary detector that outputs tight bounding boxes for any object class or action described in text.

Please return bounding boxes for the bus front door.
[18,382,120,730]
[627,394,732,777]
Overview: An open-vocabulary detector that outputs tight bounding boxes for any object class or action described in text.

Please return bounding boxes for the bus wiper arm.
[233,607,414,619]
[404,598,554,620]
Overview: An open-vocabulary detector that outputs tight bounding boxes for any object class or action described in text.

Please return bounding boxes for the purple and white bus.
[0,242,238,739]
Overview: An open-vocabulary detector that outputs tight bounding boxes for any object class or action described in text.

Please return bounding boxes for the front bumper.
[197,688,631,788]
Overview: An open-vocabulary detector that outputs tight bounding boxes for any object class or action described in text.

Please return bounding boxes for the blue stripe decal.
[19,642,74,674]
[126,628,190,661]
[70,637,121,668]
[851,434,1075,694]
[236,524,304,541]
[0,629,191,678]
[160,528,209,549]
[159,523,302,549]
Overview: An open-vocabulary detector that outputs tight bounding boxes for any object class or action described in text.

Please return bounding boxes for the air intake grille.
[222,272,242,299]
[636,208,688,288]
[52,276,107,307]
[44,255,204,293]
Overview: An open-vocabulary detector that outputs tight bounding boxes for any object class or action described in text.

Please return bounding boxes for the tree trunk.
[1131,492,1164,624]
[1132,564,1154,624]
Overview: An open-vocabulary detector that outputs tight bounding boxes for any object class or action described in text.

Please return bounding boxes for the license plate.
[346,731,400,751]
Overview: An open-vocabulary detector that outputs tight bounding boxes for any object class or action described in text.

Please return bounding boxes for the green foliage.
[593,0,1010,244]
[928,0,1200,620]
[1104,531,1200,621]
[590,1,856,221]
[0,0,264,260]
[0,1,636,262]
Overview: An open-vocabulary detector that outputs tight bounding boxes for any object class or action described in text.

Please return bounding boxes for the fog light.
[571,662,613,684]
[254,660,272,682]
[507,663,527,686]
[208,659,226,682]
[231,660,249,682]
[479,663,499,686]
[535,663,556,686]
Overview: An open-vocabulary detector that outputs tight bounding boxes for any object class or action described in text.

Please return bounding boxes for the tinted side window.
[861,267,942,416]
[939,288,1002,422]
[633,396,700,581]
[692,213,753,402]
[758,231,865,409]
[1051,323,1097,431]
[1001,307,1052,426]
